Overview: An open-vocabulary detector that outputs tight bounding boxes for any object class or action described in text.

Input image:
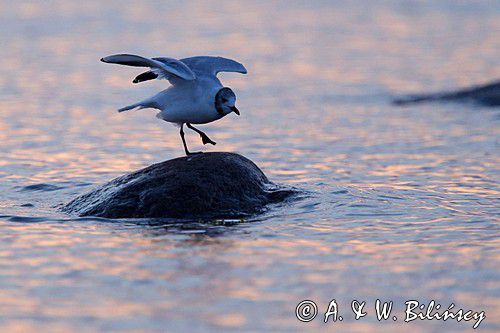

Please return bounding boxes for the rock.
[393,80,500,107]
[63,152,296,219]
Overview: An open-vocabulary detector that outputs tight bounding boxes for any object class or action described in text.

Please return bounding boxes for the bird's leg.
[179,123,202,156]
[186,123,216,145]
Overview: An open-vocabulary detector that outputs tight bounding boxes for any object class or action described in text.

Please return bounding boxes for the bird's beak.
[230,106,240,115]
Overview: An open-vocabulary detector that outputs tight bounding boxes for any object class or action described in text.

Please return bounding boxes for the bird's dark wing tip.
[133,71,159,84]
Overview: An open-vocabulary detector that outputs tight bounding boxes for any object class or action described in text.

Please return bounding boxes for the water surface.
[0,1,499,332]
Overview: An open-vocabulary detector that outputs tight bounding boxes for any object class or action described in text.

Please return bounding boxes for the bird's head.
[215,87,240,116]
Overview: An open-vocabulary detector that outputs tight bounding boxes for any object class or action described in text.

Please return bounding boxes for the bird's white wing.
[179,56,247,76]
[101,54,196,82]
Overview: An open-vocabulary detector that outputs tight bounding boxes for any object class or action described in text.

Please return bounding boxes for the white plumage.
[101,53,247,155]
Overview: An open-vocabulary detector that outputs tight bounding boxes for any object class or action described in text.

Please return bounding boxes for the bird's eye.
[222,98,228,103]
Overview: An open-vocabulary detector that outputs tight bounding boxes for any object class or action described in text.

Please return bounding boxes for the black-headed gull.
[101,54,247,155]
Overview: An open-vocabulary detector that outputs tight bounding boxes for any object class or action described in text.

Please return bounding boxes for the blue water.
[0,1,499,332]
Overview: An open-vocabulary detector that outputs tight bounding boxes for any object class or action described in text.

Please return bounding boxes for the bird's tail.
[118,98,156,112]
[118,102,143,112]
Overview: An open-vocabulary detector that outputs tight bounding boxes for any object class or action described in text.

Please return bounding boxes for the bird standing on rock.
[101,54,247,155]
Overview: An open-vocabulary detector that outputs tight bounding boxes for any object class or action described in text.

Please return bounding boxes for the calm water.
[0,1,499,332]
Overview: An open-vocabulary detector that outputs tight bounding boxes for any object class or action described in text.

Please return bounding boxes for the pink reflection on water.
[0,0,498,332]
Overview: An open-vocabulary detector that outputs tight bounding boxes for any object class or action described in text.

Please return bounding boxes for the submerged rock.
[63,152,295,219]
[393,80,500,107]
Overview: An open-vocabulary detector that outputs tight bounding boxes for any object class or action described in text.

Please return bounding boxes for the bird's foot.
[186,151,203,156]
[200,133,216,145]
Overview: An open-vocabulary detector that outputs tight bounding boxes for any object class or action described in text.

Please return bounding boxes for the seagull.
[100,54,247,155]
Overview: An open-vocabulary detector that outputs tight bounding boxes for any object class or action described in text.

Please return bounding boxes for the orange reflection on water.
[0,1,499,332]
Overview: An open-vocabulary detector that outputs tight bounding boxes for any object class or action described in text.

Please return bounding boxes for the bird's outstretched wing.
[100,54,196,83]
[180,56,247,76]
[131,56,247,84]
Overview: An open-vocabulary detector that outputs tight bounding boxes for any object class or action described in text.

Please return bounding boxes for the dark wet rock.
[393,80,500,107]
[63,152,296,219]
